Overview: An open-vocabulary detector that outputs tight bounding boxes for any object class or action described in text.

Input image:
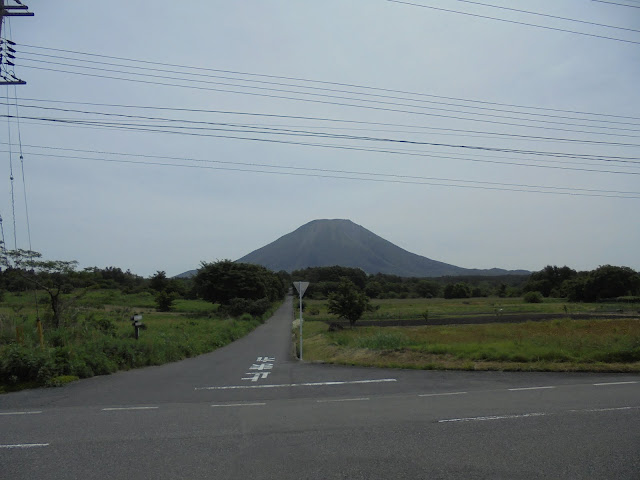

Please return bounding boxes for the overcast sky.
[1,1,639,277]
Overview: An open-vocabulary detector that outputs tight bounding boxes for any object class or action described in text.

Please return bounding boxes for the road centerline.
[439,412,547,423]
[0,411,43,416]
[0,443,49,449]
[211,403,266,408]
[508,386,556,391]
[317,397,370,403]
[593,381,638,386]
[418,392,468,397]
[101,406,159,411]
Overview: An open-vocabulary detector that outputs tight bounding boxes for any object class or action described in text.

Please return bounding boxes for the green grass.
[0,289,279,391]
[301,296,638,323]
[298,315,640,372]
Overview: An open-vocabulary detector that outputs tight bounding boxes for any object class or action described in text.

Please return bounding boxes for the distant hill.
[229,219,528,278]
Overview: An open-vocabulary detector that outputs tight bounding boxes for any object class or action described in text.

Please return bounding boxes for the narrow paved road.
[2,296,639,479]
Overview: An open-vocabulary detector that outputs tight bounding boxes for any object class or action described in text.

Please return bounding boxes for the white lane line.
[317,397,370,403]
[0,443,49,449]
[211,403,266,408]
[570,406,640,413]
[593,381,638,386]
[439,412,547,423]
[195,378,397,390]
[101,406,159,411]
[419,392,468,397]
[508,386,556,391]
[0,411,42,416]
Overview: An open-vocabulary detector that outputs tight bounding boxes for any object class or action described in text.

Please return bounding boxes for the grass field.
[302,297,638,323]
[0,289,277,392]
[298,297,640,372]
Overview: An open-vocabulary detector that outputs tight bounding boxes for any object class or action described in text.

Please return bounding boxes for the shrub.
[156,290,176,312]
[523,291,544,303]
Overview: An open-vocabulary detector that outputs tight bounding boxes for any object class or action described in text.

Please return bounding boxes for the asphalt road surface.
[2,296,639,479]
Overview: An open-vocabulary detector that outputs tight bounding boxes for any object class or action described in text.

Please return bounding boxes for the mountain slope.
[236,219,527,277]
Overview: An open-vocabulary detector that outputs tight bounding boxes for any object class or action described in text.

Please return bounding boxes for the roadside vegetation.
[299,317,640,372]
[294,265,640,372]
[0,251,288,393]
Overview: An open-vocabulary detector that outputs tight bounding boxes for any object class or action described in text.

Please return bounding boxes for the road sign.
[293,281,309,297]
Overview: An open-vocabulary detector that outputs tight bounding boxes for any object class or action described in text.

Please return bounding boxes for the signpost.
[131,314,143,340]
[293,282,309,361]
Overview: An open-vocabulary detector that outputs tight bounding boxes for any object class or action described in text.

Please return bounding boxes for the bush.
[221,297,272,318]
[156,290,176,312]
[523,291,544,303]
[0,344,57,384]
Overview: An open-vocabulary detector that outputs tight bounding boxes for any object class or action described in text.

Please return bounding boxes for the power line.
[8,113,640,164]
[592,0,640,8]
[5,88,18,248]
[18,43,640,122]
[386,0,640,45]
[20,64,640,139]
[14,97,640,142]
[4,118,639,176]
[5,101,640,149]
[3,147,638,199]
[17,50,640,129]
[451,0,640,33]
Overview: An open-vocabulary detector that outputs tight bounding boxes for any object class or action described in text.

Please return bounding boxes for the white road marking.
[0,443,49,449]
[0,411,42,416]
[317,397,370,403]
[419,392,468,397]
[508,386,556,391]
[593,381,638,386]
[439,413,547,423]
[211,403,266,408]
[570,406,639,413]
[195,378,397,390]
[101,406,159,411]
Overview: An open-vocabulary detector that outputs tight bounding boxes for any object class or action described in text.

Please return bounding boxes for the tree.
[156,290,176,312]
[149,270,168,292]
[524,265,577,297]
[327,277,370,327]
[1,249,78,328]
[193,260,284,305]
[443,282,471,299]
[415,279,440,298]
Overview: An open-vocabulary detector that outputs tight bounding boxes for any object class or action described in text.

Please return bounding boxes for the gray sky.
[2,1,639,277]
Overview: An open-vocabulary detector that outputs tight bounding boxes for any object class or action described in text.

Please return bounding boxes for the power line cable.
[20,64,640,139]
[6,148,638,199]
[19,57,640,133]
[451,0,640,33]
[18,43,640,122]
[7,122,639,172]
[17,50,640,129]
[6,117,638,175]
[386,0,640,45]
[6,101,640,148]
[591,0,640,8]
[5,88,17,249]
[9,113,640,163]
[11,86,32,249]
[15,96,640,142]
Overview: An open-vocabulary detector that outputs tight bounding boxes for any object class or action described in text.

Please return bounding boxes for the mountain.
[232,219,528,277]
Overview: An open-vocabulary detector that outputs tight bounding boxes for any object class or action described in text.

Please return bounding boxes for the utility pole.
[0,0,34,85]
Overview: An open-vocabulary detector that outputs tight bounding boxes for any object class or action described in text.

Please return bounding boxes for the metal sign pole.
[293,281,309,362]
[299,283,303,361]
